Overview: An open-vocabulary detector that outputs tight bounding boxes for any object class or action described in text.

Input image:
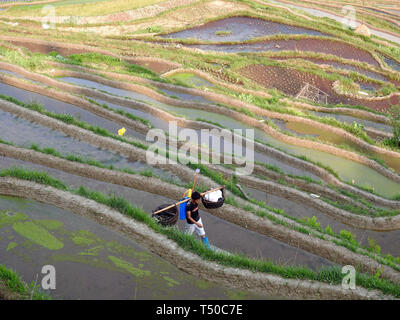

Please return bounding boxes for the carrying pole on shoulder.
[152,186,224,216]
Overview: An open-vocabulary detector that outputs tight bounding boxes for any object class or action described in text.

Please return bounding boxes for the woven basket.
[201,188,225,209]
[152,204,179,227]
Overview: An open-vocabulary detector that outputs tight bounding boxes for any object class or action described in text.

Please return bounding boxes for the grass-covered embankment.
[0,264,50,300]
[0,166,399,299]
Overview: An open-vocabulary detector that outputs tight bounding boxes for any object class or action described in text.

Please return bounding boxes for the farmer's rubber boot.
[201,236,210,248]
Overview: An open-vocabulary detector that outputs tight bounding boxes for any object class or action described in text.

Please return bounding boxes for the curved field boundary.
[1,61,399,208]
[365,127,392,140]
[331,80,400,102]
[0,35,182,73]
[48,60,394,128]
[270,0,400,41]
[162,70,400,160]
[1,106,400,278]
[44,70,400,184]
[251,163,371,209]
[0,73,371,211]
[0,177,392,300]
[285,99,391,124]
[161,67,272,98]
[252,0,312,21]
[0,139,389,232]
[215,164,400,231]
[0,74,152,136]
[6,62,396,184]
[264,51,400,81]
[0,0,58,9]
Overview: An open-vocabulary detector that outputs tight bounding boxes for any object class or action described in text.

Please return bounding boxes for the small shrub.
[340,230,358,246]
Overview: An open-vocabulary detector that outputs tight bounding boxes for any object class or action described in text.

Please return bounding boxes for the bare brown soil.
[240,64,399,111]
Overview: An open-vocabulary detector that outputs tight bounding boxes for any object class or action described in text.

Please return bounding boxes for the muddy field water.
[244,186,400,257]
[0,156,334,272]
[0,194,274,300]
[162,16,329,42]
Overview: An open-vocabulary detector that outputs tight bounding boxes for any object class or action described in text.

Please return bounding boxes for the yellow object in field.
[118,127,126,136]
[187,189,192,198]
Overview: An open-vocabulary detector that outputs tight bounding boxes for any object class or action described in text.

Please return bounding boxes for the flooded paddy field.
[162,16,329,42]
[245,186,400,257]
[273,57,390,82]
[240,64,398,110]
[152,91,400,198]
[188,38,380,67]
[1,0,400,300]
[310,111,392,133]
[0,81,146,141]
[0,107,180,183]
[55,75,322,179]
[0,194,273,300]
[0,156,334,272]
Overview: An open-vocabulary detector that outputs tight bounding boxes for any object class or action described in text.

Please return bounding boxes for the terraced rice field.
[1,0,400,302]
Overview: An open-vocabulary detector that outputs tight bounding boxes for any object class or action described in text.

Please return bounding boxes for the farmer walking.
[185,191,210,248]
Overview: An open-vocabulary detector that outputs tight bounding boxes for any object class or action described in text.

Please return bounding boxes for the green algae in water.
[0,211,28,228]
[51,253,124,273]
[6,241,17,252]
[106,240,151,261]
[108,255,151,277]
[13,221,64,250]
[196,279,213,290]
[33,219,64,230]
[225,289,252,300]
[162,276,180,287]
[78,245,104,256]
[72,230,101,246]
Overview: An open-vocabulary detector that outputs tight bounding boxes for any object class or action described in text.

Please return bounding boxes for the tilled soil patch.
[240,64,399,110]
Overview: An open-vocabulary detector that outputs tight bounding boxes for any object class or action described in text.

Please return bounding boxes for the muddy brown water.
[0,194,276,300]
[162,16,329,42]
[0,156,335,271]
[244,186,400,257]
